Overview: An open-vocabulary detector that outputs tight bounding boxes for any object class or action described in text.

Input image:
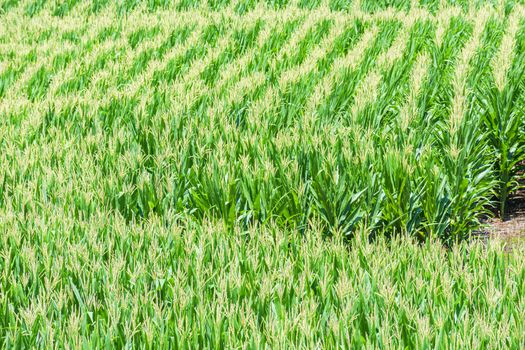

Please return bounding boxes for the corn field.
[1,0,525,348]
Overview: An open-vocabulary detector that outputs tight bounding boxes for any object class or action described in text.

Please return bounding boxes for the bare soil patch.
[485,187,525,247]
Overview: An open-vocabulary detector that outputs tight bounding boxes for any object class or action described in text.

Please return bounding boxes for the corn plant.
[477,54,525,218]
[1,1,525,347]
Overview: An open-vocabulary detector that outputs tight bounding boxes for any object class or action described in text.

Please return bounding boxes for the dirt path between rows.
[485,189,525,247]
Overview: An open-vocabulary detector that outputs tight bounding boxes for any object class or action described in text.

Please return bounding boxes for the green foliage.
[477,54,525,218]
[1,1,525,347]
[0,217,524,348]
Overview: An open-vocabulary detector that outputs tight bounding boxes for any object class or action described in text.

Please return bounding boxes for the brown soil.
[484,187,525,247]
